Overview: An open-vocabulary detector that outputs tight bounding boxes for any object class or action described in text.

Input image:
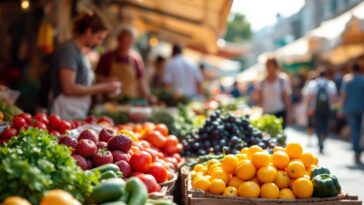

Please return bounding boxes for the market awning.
[274,37,322,65]
[308,1,364,49]
[237,63,265,83]
[118,0,233,53]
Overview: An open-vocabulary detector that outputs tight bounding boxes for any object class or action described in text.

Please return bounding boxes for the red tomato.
[12,116,27,129]
[97,116,114,126]
[146,131,166,149]
[34,113,49,125]
[155,124,168,136]
[85,116,97,124]
[147,162,169,183]
[136,174,160,193]
[164,135,179,148]
[1,128,17,140]
[33,121,47,130]
[57,120,72,134]
[145,148,159,162]
[172,153,182,162]
[162,145,178,155]
[129,151,152,172]
[49,130,61,138]
[18,113,32,124]
[138,140,151,149]
[130,145,141,153]
[131,172,144,177]
[49,114,61,129]
[142,122,156,132]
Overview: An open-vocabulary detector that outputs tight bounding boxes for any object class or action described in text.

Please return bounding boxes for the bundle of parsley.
[0,128,99,204]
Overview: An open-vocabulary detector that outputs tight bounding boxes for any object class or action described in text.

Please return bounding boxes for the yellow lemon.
[260,183,279,199]
[252,151,271,169]
[279,188,296,199]
[209,179,226,194]
[235,160,256,180]
[221,154,239,174]
[257,166,277,183]
[285,143,303,159]
[292,177,313,198]
[274,171,291,189]
[238,181,260,198]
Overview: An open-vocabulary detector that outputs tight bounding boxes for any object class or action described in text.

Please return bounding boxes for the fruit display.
[0,129,99,204]
[190,143,342,199]
[61,122,182,193]
[0,101,22,122]
[182,110,283,156]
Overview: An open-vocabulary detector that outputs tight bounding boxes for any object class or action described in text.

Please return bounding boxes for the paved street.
[286,127,364,201]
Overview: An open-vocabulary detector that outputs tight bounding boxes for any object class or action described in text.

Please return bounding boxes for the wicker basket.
[159,172,178,195]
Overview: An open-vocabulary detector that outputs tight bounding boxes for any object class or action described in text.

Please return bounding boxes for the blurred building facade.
[246,0,362,67]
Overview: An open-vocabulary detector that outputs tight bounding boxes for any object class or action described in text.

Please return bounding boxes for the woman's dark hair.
[266,57,279,68]
[155,55,165,64]
[73,12,107,35]
[352,63,361,73]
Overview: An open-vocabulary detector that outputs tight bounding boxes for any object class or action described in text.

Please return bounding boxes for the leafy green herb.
[0,128,99,204]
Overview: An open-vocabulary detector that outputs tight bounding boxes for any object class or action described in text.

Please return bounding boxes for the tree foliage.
[224,13,252,43]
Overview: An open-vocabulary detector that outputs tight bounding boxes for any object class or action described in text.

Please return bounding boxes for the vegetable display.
[0,129,99,204]
[312,174,341,197]
[250,115,286,146]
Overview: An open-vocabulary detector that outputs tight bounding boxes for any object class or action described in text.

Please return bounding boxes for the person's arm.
[59,69,120,97]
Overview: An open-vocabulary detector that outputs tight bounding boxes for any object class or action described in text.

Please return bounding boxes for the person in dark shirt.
[340,63,364,165]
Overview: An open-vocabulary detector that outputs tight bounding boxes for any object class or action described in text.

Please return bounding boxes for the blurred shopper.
[50,13,121,120]
[230,81,241,98]
[257,57,292,128]
[302,71,317,146]
[163,44,203,98]
[151,55,166,89]
[96,27,154,101]
[340,64,364,164]
[306,70,337,153]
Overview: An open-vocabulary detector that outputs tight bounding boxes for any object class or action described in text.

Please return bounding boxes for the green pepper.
[312,174,341,197]
[310,167,330,179]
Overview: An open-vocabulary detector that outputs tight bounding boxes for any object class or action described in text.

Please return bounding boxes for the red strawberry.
[59,136,78,151]
[115,160,132,178]
[86,159,93,170]
[97,141,108,149]
[72,154,88,170]
[78,129,99,143]
[112,150,130,162]
[92,148,113,167]
[76,139,97,157]
[107,134,132,152]
[99,128,115,142]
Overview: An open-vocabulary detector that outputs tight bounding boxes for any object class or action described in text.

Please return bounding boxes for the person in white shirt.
[306,69,337,153]
[163,44,203,98]
[257,57,292,128]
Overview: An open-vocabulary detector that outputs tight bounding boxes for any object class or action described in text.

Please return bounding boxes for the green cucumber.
[126,178,148,205]
[87,178,126,204]
[100,170,118,180]
[119,188,130,203]
[91,164,120,174]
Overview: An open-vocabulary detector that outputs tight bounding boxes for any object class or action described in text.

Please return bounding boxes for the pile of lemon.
[191,143,319,199]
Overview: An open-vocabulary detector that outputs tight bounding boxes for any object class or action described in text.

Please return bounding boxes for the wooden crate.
[184,170,362,205]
